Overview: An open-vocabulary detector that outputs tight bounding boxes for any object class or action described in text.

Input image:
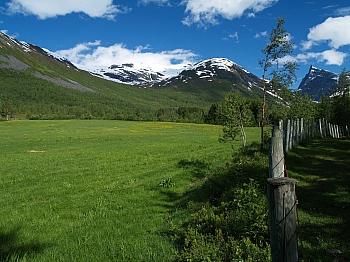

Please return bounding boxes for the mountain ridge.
[0,31,266,121]
[297,65,339,101]
[1,31,342,121]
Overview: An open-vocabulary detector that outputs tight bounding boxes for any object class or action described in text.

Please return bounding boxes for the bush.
[175,142,271,261]
[179,181,270,261]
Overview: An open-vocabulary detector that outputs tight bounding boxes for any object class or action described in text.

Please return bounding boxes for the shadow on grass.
[176,143,269,208]
[161,142,269,209]
[286,138,350,261]
[0,227,48,261]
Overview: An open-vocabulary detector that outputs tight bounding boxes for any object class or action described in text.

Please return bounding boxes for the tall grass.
[0,120,260,261]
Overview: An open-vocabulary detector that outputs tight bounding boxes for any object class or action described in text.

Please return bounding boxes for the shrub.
[179,181,270,261]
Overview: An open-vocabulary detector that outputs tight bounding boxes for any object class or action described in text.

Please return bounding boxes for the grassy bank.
[286,138,350,261]
[0,120,260,261]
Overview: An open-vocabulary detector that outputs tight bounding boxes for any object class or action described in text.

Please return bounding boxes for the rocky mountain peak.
[298,65,339,101]
[89,63,166,85]
[158,57,262,90]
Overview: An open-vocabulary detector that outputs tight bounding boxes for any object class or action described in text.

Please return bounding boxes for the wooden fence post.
[336,125,340,138]
[292,119,297,148]
[284,119,290,153]
[330,123,334,138]
[289,119,294,149]
[319,119,323,138]
[296,118,300,144]
[269,123,285,178]
[268,177,298,262]
[300,118,304,141]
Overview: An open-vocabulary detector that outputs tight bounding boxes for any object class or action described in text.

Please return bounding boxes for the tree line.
[205,17,350,148]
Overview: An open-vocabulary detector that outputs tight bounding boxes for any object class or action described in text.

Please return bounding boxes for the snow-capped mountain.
[83,57,263,90]
[0,32,77,69]
[158,58,262,90]
[298,65,339,101]
[89,63,167,85]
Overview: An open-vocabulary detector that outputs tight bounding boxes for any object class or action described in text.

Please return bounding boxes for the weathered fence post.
[291,119,295,149]
[336,125,340,138]
[269,122,285,178]
[300,118,304,141]
[329,123,334,138]
[296,118,300,144]
[319,119,323,138]
[268,177,298,262]
[284,119,290,153]
[268,123,298,262]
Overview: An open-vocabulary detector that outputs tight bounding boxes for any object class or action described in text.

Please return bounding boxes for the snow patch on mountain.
[157,57,261,90]
[192,58,252,75]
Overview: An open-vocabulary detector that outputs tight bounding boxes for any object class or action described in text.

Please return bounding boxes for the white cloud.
[336,6,350,16]
[254,31,268,38]
[138,0,170,5]
[303,16,350,50]
[181,0,278,26]
[319,49,347,65]
[300,40,314,50]
[6,0,130,20]
[279,49,347,66]
[53,42,198,76]
[229,32,239,42]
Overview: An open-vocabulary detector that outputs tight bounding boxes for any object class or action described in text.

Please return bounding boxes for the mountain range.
[0,31,341,121]
[0,31,269,120]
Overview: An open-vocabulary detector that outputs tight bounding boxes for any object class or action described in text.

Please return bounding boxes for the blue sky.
[1,0,350,88]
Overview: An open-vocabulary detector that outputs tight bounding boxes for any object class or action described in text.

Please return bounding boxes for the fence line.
[267,118,346,261]
[281,118,346,153]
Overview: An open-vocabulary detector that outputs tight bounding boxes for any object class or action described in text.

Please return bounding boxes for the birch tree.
[218,92,253,147]
[259,17,297,148]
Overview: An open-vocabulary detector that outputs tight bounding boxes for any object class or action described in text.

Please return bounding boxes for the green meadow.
[0,120,259,261]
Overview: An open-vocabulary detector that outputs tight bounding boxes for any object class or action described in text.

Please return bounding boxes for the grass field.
[0,120,260,261]
[286,138,350,261]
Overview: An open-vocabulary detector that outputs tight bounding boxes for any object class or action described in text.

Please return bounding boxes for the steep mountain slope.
[0,32,214,120]
[153,58,264,100]
[0,32,268,121]
[298,65,339,101]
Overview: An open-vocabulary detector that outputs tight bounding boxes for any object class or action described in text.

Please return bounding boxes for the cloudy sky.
[1,0,350,88]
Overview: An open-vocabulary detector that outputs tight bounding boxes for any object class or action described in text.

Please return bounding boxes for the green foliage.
[331,68,350,126]
[218,92,254,147]
[259,17,296,87]
[154,107,205,123]
[315,68,350,126]
[177,143,271,261]
[204,102,220,125]
[158,178,175,188]
[334,67,350,97]
[316,94,333,122]
[259,17,297,147]
[288,92,316,119]
[332,94,350,126]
